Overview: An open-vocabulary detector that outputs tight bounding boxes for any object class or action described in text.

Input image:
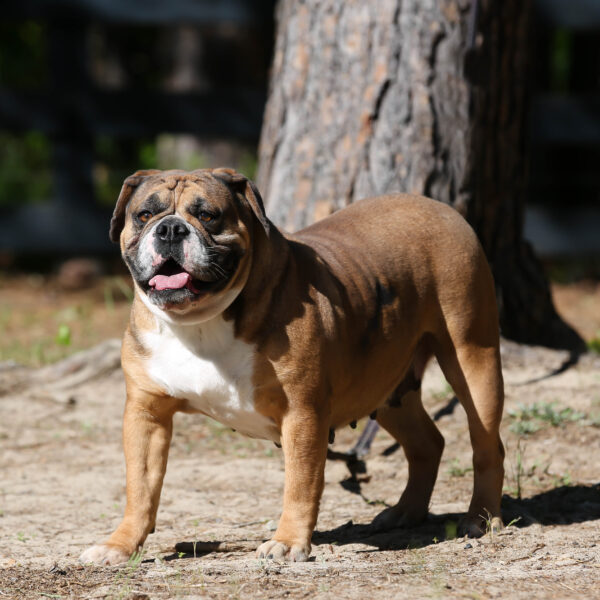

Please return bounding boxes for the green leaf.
[55,324,71,346]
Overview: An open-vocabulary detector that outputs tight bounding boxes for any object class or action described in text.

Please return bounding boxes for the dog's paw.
[255,539,310,562]
[79,544,132,566]
[459,515,503,538]
[370,505,426,532]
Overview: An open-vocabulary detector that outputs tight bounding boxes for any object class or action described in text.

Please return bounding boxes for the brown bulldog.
[80,168,504,565]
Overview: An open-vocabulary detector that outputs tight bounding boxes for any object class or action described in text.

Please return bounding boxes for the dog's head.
[111,168,270,323]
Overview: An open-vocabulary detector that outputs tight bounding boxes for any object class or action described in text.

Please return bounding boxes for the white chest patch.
[142,317,279,442]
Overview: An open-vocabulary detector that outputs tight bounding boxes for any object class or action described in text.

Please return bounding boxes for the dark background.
[0,0,598,260]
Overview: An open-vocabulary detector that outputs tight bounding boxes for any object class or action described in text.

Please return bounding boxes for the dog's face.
[111,168,270,323]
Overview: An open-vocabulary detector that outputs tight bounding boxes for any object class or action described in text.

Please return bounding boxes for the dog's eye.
[199,211,214,223]
[138,211,153,223]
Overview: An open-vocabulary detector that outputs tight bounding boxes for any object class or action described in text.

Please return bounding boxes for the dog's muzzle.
[126,216,238,306]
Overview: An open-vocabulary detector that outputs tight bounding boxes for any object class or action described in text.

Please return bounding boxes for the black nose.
[155,217,189,243]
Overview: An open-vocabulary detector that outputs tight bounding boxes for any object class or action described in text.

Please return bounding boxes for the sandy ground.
[0,338,599,599]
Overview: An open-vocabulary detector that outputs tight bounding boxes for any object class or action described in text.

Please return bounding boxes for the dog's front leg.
[80,388,175,566]
[256,409,329,562]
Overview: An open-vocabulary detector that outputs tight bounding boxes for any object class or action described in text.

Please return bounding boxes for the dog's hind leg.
[370,384,445,531]
[436,339,505,537]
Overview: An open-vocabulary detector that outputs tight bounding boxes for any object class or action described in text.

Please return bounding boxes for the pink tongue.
[149,272,191,291]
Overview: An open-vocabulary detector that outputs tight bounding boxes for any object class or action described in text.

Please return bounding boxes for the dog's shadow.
[313,483,600,550]
[166,483,599,560]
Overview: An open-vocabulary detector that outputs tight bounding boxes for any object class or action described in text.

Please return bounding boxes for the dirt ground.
[0,335,599,598]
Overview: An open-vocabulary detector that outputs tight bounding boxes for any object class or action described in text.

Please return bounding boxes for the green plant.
[587,337,600,354]
[505,516,522,528]
[509,420,541,436]
[552,472,572,487]
[504,439,544,498]
[513,440,524,499]
[432,382,453,401]
[480,509,503,543]
[55,324,72,346]
[110,549,146,600]
[447,459,473,478]
[508,402,586,435]
[103,277,134,313]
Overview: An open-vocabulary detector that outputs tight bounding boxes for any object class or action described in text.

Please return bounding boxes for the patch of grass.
[509,439,525,499]
[0,275,131,367]
[508,402,586,435]
[504,440,548,498]
[447,459,473,478]
[404,547,427,574]
[432,382,453,402]
[444,520,457,540]
[481,509,503,543]
[510,420,541,436]
[587,337,600,354]
[55,324,72,346]
[103,277,135,313]
[552,472,572,487]
[110,550,146,600]
[80,421,95,437]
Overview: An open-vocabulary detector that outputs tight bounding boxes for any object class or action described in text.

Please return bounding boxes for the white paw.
[79,544,131,566]
[255,539,310,562]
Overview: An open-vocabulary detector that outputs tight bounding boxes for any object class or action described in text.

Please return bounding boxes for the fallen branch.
[0,339,122,397]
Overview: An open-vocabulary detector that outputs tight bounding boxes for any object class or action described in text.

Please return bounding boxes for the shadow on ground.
[169,483,600,560]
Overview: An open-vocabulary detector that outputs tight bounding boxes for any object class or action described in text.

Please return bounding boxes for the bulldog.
[80,168,504,565]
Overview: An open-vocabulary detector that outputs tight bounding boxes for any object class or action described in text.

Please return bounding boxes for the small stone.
[265,520,278,531]
[464,543,473,549]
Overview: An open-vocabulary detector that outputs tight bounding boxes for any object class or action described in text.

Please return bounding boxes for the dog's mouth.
[145,258,224,298]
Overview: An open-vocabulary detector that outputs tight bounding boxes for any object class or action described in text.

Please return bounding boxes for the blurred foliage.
[0,132,53,206]
[550,29,572,93]
[0,21,48,88]
[0,21,53,206]
[588,337,600,354]
[94,135,257,207]
[94,137,161,207]
[0,20,261,209]
[545,258,600,284]
[239,151,258,180]
[88,24,166,90]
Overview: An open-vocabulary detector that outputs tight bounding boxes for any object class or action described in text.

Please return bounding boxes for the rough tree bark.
[257,0,583,350]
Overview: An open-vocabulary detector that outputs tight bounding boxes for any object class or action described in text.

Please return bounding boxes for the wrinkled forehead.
[131,171,231,207]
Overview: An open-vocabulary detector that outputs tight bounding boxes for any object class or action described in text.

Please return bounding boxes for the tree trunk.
[257,0,583,350]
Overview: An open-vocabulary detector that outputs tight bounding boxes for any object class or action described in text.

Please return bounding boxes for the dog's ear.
[109,170,161,243]
[211,168,270,238]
